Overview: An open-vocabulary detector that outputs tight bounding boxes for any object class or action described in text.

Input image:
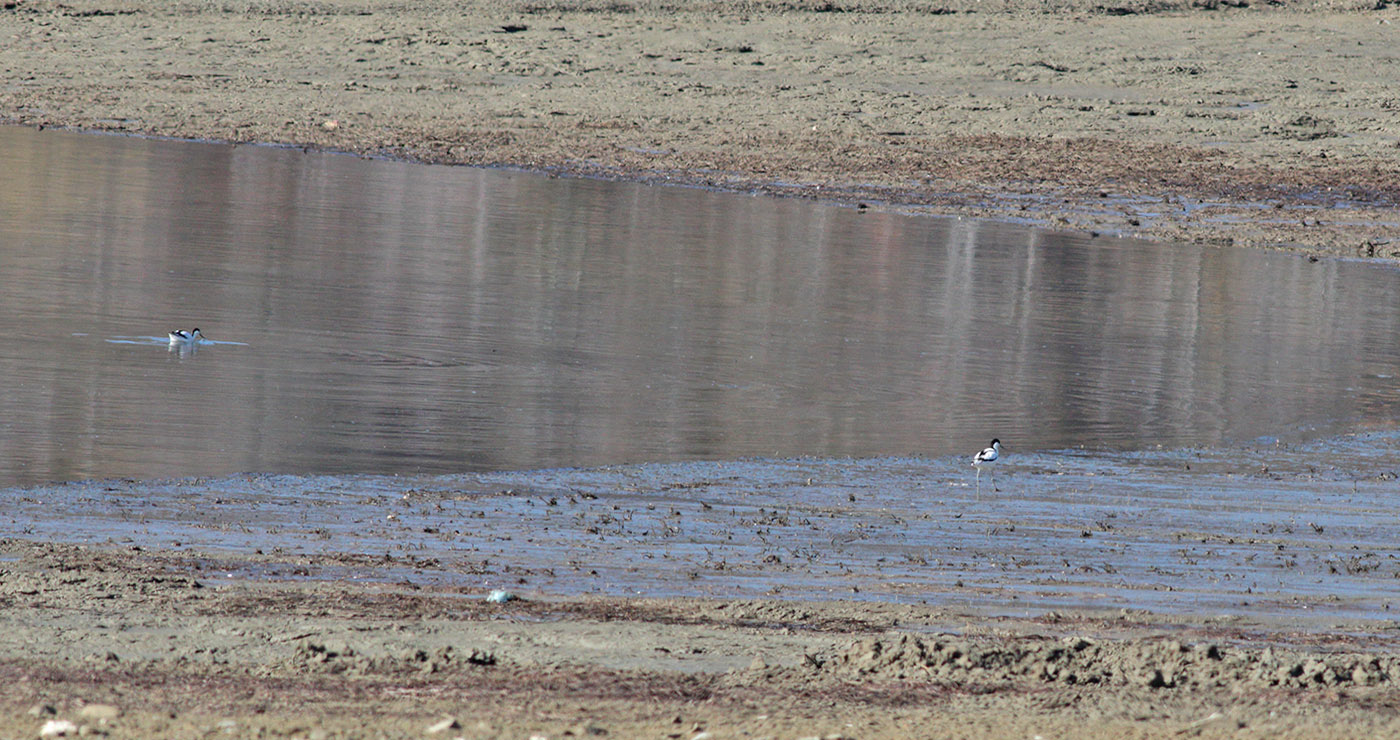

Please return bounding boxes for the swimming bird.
[972,438,1002,495]
[168,328,204,343]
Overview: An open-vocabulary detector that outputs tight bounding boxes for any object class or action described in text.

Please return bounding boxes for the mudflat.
[2,0,1399,256]
[7,438,1400,739]
[5,1,1400,738]
[4,528,1400,739]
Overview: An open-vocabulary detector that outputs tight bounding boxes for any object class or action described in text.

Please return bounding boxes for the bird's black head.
[990,438,1001,446]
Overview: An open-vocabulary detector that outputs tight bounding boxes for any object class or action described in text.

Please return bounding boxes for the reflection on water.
[1,125,1398,486]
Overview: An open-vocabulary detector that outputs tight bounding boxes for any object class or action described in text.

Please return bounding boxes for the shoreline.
[4,1,1400,258]
[7,2,1400,736]
[6,432,1400,738]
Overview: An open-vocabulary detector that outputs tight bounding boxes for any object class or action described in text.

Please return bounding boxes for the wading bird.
[972,438,1002,496]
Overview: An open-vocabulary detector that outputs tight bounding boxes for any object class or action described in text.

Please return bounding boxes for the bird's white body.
[973,439,1001,467]
[972,438,1002,495]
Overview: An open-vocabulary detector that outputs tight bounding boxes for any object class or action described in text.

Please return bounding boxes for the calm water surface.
[2,125,1399,486]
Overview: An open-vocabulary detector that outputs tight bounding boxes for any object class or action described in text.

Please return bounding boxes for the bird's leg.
[992,470,999,493]
[975,466,981,499]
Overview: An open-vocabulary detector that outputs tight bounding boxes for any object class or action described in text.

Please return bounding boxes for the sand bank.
[2,0,1398,256]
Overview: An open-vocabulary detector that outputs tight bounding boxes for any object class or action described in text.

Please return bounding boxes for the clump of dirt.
[826,633,1397,690]
[0,542,205,610]
[263,642,497,677]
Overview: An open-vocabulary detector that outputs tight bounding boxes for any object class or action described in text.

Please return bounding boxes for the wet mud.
[11,432,1400,622]
[5,434,1400,738]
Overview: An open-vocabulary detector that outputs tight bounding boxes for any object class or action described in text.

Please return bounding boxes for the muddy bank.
[6,540,1400,740]
[6,434,1400,737]
[9,434,1400,622]
[3,0,1399,257]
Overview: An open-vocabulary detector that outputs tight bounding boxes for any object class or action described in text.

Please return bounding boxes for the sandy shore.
[7,539,1400,740]
[2,0,1399,257]
[6,1,1400,737]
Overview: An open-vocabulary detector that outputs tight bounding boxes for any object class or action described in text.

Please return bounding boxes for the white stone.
[40,720,79,738]
[426,717,460,734]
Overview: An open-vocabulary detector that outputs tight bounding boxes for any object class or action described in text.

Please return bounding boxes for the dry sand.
[5,1,1400,737]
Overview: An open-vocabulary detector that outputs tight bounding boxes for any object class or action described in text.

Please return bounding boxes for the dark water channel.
[3,125,1399,486]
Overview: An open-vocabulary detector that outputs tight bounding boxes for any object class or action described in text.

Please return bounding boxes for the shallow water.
[8,125,1400,622]
[3,125,1400,486]
[10,430,1400,623]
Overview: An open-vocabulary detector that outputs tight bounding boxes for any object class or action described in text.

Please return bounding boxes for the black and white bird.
[168,328,204,344]
[972,438,1002,495]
